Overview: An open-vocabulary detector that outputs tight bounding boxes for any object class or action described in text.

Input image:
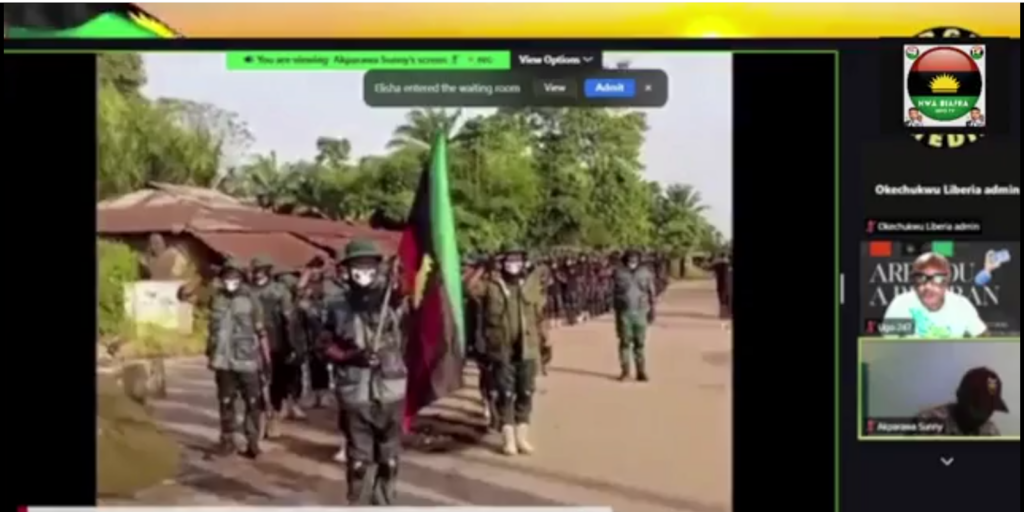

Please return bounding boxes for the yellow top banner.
[138,3,1018,38]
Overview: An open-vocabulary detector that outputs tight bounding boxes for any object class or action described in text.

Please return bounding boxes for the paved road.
[118,280,731,511]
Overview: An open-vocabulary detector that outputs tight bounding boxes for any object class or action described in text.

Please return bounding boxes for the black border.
[733,53,836,511]
[4,43,840,508]
[6,53,98,506]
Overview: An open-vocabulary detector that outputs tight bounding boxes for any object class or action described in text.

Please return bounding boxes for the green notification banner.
[226,51,511,71]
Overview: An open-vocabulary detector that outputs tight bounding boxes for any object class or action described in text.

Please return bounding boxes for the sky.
[142,52,732,236]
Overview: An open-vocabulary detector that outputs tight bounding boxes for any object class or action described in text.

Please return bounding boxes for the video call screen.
[3,5,1017,511]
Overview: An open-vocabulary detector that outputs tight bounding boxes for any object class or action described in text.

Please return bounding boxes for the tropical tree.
[98,54,727,255]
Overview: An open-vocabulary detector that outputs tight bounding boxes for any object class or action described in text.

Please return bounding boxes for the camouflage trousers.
[493,359,538,426]
[615,311,648,372]
[214,370,261,445]
[340,400,404,505]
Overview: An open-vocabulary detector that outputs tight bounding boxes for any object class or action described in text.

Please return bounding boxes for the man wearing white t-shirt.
[883,252,987,338]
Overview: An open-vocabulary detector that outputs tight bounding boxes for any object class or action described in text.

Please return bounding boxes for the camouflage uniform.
[207,259,265,457]
[463,256,498,429]
[249,256,304,432]
[323,240,407,504]
[298,274,331,407]
[914,367,1008,436]
[470,246,545,455]
[613,250,656,381]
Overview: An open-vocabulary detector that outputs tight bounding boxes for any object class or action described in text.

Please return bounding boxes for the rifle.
[257,331,274,439]
[366,257,399,401]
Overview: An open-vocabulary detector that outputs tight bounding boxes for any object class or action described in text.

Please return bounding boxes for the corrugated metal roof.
[192,232,327,270]
[97,186,401,269]
[98,182,254,211]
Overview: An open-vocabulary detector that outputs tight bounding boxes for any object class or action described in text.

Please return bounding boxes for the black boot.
[636,363,648,382]
[618,366,630,381]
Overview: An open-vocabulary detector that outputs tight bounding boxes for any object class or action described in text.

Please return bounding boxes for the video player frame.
[858,337,1019,441]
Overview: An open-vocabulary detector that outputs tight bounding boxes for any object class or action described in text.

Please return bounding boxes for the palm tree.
[386,108,463,150]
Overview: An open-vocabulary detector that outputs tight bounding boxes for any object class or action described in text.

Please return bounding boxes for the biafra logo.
[906,46,982,122]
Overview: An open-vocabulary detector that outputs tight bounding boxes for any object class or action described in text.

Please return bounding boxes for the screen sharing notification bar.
[364,70,667,107]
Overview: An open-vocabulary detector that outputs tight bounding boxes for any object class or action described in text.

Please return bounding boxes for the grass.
[97,373,180,497]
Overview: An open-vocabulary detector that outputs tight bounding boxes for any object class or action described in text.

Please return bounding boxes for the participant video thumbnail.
[859,338,1019,439]
[860,241,1019,337]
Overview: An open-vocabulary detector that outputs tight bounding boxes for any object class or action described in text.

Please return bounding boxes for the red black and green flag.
[398,134,465,431]
[906,46,983,122]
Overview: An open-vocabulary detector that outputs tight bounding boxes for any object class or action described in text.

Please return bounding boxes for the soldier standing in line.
[613,249,656,381]
[463,255,497,428]
[711,252,732,329]
[322,240,407,504]
[469,245,545,455]
[534,258,554,375]
[207,260,269,458]
[250,256,305,436]
[561,254,581,325]
[297,261,332,409]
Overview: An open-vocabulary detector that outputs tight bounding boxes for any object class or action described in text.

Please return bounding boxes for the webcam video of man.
[861,242,1020,337]
[861,339,1019,438]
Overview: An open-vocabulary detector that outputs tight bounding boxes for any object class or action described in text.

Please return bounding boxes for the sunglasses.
[912,272,948,285]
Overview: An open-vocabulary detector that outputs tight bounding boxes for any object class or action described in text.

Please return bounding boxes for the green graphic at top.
[5,4,178,39]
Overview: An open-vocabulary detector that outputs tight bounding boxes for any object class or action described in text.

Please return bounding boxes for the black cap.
[958,367,1008,413]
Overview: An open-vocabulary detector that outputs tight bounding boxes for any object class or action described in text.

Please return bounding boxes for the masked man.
[250,257,304,436]
[613,249,656,381]
[323,240,407,504]
[470,245,545,455]
[207,260,268,457]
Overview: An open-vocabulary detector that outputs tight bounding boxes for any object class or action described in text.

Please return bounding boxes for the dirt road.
[122,280,731,511]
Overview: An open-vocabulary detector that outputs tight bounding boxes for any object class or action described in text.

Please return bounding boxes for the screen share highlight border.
[226,51,668,108]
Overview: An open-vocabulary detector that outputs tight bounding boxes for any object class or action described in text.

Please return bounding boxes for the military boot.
[636,362,649,382]
[514,424,534,454]
[618,366,631,381]
[500,425,518,455]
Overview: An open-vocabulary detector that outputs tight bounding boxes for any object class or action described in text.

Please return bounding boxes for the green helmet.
[499,242,526,256]
[251,255,274,269]
[220,258,245,275]
[342,239,382,262]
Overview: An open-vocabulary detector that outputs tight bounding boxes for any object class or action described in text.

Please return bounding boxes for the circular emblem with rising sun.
[906,27,984,149]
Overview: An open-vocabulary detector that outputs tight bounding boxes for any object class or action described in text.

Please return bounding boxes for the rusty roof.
[98,182,255,211]
[193,232,327,270]
[97,187,400,269]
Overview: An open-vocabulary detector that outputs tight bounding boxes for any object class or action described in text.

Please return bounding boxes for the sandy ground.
[108,280,731,511]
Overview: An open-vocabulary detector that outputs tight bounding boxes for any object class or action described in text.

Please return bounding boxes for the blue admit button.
[583,78,635,98]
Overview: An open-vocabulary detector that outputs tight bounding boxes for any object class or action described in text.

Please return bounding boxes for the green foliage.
[98,56,729,255]
[97,53,252,199]
[98,240,140,336]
